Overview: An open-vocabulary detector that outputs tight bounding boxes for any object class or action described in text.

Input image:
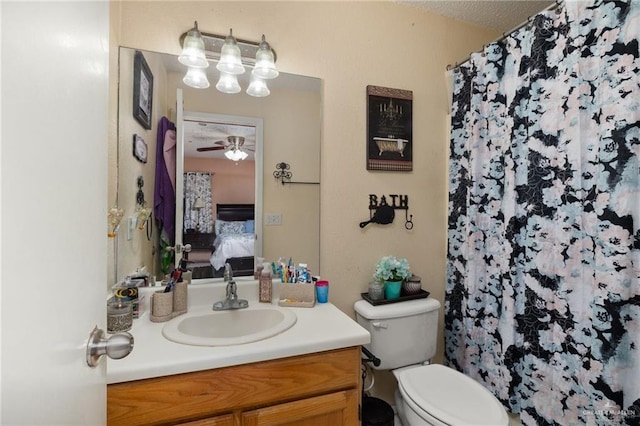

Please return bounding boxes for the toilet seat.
[395,364,509,426]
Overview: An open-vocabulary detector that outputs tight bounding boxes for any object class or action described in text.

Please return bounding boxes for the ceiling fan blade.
[197,146,226,152]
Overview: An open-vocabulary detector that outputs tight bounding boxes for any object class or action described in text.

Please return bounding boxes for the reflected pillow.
[244,220,255,233]
[215,220,246,235]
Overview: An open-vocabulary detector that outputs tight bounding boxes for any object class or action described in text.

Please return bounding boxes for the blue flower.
[374,256,412,282]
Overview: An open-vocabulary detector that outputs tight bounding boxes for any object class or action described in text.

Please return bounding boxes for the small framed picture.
[366,85,413,172]
[133,51,153,130]
[133,134,148,163]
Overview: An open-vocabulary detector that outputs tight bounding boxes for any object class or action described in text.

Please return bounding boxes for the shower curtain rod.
[446,0,564,71]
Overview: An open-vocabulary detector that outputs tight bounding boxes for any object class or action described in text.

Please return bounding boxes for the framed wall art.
[133,50,153,130]
[366,85,413,171]
[133,134,148,163]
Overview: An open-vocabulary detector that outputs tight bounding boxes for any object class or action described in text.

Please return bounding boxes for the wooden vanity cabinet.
[107,346,362,426]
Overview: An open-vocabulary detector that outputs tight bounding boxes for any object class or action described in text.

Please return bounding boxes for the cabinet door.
[241,390,359,426]
[180,414,234,426]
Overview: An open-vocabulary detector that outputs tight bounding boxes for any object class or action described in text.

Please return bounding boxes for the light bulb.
[216,29,245,75]
[183,67,210,89]
[252,35,278,80]
[178,22,208,69]
[216,72,241,94]
[246,75,270,97]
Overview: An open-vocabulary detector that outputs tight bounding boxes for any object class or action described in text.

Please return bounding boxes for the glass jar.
[107,300,133,333]
[368,280,384,301]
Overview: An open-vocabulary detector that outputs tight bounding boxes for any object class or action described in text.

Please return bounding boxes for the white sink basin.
[162,305,297,346]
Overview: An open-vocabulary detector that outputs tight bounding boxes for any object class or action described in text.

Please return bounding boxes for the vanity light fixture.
[179,23,278,97]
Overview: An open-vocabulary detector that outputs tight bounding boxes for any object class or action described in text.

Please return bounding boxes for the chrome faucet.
[212,263,249,310]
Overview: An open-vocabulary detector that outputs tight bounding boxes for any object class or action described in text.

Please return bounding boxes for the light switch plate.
[265,213,282,226]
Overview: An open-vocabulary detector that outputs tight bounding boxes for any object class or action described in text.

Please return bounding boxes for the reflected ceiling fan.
[196,136,255,153]
[197,136,254,161]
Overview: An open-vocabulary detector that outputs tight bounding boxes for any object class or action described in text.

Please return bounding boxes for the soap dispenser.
[259,262,272,303]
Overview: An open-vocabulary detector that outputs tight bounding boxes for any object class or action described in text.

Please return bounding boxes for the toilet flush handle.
[372,321,388,329]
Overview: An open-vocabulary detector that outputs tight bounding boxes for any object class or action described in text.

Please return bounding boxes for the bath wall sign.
[359,194,414,230]
[366,85,413,172]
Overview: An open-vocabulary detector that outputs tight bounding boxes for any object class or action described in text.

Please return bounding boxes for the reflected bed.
[184,204,255,279]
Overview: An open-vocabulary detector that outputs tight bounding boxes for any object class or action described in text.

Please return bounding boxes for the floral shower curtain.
[184,172,213,233]
[445,1,639,425]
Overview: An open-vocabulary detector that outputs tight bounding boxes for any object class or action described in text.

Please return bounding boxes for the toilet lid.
[397,364,508,426]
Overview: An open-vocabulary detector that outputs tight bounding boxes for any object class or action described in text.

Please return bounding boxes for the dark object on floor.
[362,396,395,426]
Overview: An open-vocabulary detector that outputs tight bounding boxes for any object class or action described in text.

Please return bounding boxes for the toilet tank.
[354,298,440,370]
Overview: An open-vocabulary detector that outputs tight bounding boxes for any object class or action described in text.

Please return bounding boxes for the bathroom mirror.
[115,46,321,285]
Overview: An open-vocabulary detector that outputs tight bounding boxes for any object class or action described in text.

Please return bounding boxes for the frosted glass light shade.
[178,22,209,69]
[183,67,210,89]
[216,29,245,75]
[216,72,241,94]
[252,35,278,80]
[225,149,248,161]
[246,75,270,97]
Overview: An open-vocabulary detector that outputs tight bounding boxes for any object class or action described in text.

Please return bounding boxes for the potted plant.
[374,256,411,299]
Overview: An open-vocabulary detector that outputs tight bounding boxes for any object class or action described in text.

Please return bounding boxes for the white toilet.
[354,298,509,426]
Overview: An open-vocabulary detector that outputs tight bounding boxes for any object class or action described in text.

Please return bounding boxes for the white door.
[1,2,109,424]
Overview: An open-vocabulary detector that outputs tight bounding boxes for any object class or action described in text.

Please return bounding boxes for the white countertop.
[107,279,370,384]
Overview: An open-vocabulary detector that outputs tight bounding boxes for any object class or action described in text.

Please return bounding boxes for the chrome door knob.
[86,326,134,367]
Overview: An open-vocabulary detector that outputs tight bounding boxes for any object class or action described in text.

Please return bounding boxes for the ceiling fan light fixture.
[224,148,248,161]
[183,66,210,89]
[178,21,209,69]
[216,29,246,75]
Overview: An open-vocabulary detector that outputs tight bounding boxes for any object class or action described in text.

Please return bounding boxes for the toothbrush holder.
[172,281,188,315]
[149,289,173,322]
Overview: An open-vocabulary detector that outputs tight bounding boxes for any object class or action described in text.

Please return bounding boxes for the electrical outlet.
[265,213,282,226]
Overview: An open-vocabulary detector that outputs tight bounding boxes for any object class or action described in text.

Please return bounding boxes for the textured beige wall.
[116,47,170,280]
[184,157,255,210]
[113,0,499,403]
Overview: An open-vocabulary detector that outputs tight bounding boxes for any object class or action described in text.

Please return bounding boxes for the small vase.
[384,280,402,300]
[368,281,384,301]
[402,275,422,295]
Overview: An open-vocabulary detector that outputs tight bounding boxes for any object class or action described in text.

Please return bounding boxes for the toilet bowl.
[393,364,509,426]
[354,299,509,426]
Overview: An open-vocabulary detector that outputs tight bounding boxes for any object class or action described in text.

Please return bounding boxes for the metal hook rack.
[361,194,414,230]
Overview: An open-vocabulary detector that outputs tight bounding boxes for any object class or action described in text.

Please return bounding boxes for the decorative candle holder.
[107,300,133,333]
